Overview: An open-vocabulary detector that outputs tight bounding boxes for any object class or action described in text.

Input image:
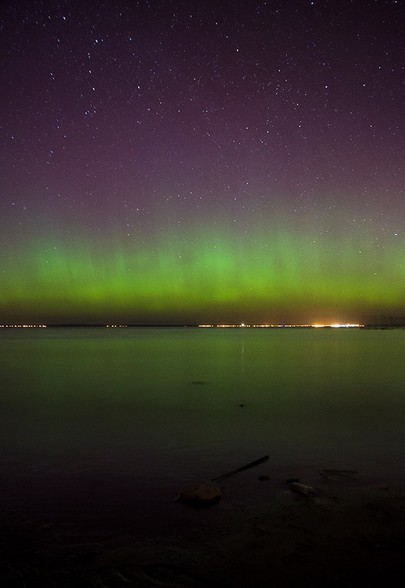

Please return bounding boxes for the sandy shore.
[1,466,405,587]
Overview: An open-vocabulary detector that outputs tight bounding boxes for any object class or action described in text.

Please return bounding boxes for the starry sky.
[0,0,404,325]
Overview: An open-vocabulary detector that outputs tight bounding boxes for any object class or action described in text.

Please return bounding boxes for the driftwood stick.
[211,455,269,482]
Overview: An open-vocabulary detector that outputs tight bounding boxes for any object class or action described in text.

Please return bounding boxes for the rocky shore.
[1,466,405,586]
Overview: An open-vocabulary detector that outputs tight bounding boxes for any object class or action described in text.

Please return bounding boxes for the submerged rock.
[177,482,221,507]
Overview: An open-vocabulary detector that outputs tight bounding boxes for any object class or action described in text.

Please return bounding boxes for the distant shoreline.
[1,323,405,329]
[0,323,361,329]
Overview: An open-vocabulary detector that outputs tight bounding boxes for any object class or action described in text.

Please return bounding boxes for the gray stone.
[177,482,221,507]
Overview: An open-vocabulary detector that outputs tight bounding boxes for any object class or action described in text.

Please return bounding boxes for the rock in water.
[177,482,221,507]
[288,482,316,496]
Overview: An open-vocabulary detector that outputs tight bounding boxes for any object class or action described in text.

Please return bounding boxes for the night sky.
[0,0,404,325]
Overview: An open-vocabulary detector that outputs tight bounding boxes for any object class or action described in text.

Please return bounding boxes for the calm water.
[1,327,405,526]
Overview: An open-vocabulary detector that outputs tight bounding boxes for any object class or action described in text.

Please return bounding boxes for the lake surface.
[1,327,405,532]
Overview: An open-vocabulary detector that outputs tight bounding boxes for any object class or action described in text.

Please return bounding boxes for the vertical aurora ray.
[0,1,403,324]
[1,220,404,323]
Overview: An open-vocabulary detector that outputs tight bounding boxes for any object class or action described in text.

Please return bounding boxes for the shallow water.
[1,327,405,527]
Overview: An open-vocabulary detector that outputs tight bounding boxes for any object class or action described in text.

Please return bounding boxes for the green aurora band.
[1,225,404,324]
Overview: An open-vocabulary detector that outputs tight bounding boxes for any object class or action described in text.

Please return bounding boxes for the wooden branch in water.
[211,455,269,482]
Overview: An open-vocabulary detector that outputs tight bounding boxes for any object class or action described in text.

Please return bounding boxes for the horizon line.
[0,322,366,329]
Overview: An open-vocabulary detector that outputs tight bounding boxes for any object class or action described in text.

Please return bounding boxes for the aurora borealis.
[1,0,404,325]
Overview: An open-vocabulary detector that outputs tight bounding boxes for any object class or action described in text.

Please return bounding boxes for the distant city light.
[0,323,365,329]
[0,324,47,328]
[312,323,363,328]
[199,323,364,329]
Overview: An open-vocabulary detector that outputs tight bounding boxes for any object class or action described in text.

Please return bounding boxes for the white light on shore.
[312,323,363,328]
[0,324,47,328]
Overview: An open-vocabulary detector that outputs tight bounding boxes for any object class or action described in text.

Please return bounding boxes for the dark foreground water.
[1,327,405,534]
